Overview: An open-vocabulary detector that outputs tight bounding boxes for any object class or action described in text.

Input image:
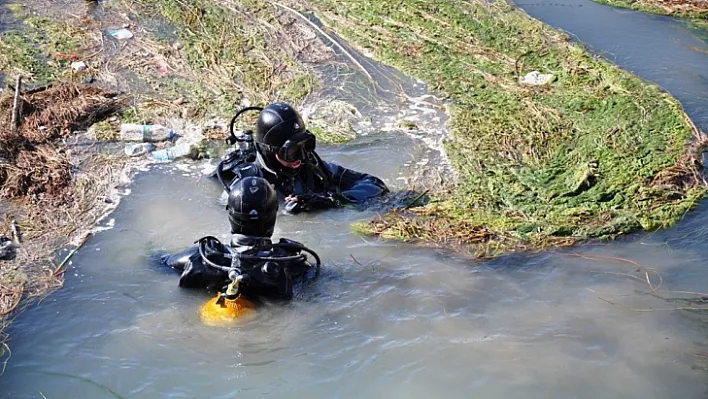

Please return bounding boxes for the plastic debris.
[71,61,87,71]
[520,71,555,86]
[149,141,194,162]
[109,29,134,40]
[120,124,175,142]
[124,142,156,157]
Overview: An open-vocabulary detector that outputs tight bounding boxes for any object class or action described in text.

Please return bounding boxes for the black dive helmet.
[227,176,278,237]
[256,103,316,170]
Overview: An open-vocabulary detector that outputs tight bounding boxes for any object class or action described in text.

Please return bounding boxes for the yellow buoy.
[200,293,256,327]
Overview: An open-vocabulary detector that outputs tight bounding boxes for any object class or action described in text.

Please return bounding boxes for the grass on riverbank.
[104,0,346,142]
[117,0,320,116]
[592,0,708,28]
[304,0,707,253]
[114,0,343,130]
[0,4,96,86]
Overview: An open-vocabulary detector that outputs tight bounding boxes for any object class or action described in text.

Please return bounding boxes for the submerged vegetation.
[304,0,707,254]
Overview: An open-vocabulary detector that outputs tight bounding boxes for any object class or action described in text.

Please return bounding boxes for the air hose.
[196,236,321,274]
[227,106,263,144]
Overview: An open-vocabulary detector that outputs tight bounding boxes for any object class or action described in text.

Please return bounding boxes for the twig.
[37,371,125,399]
[11,219,21,244]
[598,297,708,312]
[350,253,364,266]
[404,189,430,209]
[11,75,22,133]
[350,254,374,272]
[687,350,708,359]
[54,233,93,276]
[268,1,375,84]
[0,342,10,377]
[659,289,708,297]
[566,252,663,292]
[7,83,54,95]
[597,297,656,312]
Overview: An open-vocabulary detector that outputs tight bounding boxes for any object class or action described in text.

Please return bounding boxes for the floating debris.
[124,143,156,157]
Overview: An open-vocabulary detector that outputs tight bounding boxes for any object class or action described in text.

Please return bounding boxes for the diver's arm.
[323,161,389,203]
[163,241,231,290]
[283,161,387,213]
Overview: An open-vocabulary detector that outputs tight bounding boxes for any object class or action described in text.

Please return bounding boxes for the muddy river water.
[2,1,708,398]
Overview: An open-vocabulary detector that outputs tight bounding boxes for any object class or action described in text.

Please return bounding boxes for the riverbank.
[302,0,707,256]
[593,0,708,27]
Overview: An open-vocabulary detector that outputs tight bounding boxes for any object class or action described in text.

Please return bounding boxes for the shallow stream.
[2,1,708,398]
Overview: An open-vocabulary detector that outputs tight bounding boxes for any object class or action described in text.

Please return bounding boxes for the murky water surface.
[2,1,708,398]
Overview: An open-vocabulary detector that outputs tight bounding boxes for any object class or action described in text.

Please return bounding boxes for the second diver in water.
[162,176,321,322]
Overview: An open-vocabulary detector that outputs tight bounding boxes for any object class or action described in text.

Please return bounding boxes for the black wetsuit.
[163,235,315,300]
[215,145,389,212]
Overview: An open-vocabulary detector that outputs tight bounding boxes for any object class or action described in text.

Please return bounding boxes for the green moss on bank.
[592,0,708,28]
[305,0,706,250]
[0,4,88,84]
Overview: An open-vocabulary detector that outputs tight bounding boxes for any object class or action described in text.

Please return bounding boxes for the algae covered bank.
[302,0,707,254]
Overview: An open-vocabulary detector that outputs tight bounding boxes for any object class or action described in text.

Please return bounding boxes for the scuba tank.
[193,235,321,325]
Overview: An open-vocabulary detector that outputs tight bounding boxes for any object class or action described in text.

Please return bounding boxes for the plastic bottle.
[149,142,194,162]
[120,124,175,142]
[124,143,155,157]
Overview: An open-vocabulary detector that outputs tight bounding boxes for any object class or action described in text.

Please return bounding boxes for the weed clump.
[0,84,124,199]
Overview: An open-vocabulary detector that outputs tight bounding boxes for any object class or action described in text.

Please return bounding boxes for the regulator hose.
[227,106,263,144]
[195,236,321,274]
[196,236,233,272]
[217,106,265,193]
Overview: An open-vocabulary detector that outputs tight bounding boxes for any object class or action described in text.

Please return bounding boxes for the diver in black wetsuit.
[214,102,389,214]
[163,176,320,301]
